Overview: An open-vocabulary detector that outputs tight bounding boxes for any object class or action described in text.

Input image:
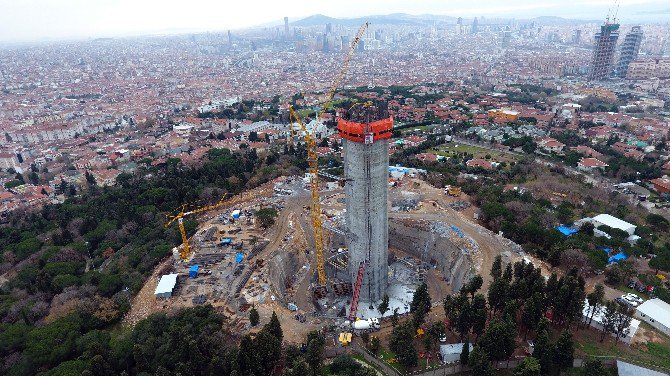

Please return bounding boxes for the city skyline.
[1,0,669,43]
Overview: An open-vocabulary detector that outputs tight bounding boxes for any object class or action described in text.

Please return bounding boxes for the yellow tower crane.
[289,21,368,286]
[165,192,256,261]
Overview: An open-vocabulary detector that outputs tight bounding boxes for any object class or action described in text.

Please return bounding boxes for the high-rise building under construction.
[615,26,643,78]
[337,104,392,303]
[589,20,620,81]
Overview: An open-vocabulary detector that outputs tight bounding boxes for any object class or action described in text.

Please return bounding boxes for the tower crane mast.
[166,194,230,261]
[290,22,368,286]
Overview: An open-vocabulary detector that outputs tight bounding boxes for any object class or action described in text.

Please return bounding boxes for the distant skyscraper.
[284,17,289,36]
[501,27,511,47]
[227,30,232,45]
[573,29,582,44]
[589,20,620,81]
[471,17,479,34]
[615,26,643,78]
[663,37,670,57]
[326,23,332,34]
[457,17,464,34]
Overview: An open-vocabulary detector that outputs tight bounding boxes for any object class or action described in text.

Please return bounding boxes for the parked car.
[615,297,628,307]
[621,295,640,307]
[623,293,643,304]
[635,282,646,293]
[627,280,637,289]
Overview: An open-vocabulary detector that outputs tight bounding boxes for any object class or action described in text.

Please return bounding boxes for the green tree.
[468,346,494,376]
[601,300,618,342]
[389,324,418,368]
[378,294,390,316]
[444,293,472,342]
[491,255,503,280]
[514,357,541,376]
[583,359,608,376]
[522,292,546,336]
[460,342,470,364]
[471,294,487,339]
[305,331,325,376]
[532,319,554,374]
[249,306,259,326]
[255,207,278,228]
[462,274,483,297]
[478,318,516,361]
[586,284,605,327]
[391,308,399,327]
[255,328,282,375]
[330,354,362,376]
[553,330,574,370]
[647,213,669,231]
[264,311,283,342]
[28,171,39,185]
[368,336,381,355]
[580,222,595,236]
[410,282,431,328]
[487,277,509,314]
[612,304,634,343]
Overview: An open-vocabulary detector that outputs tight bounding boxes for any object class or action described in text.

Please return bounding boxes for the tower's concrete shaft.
[338,117,392,302]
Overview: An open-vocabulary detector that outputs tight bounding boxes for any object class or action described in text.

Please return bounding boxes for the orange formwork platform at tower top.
[336,117,393,144]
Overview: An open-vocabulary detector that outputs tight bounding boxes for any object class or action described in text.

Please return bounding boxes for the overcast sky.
[0,0,668,42]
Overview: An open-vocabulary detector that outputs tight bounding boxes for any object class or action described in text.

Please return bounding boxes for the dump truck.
[445,185,462,197]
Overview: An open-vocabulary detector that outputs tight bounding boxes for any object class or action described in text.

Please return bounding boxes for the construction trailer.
[155,274,179,299]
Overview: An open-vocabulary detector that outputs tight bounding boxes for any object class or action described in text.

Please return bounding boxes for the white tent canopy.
[155,274,178,298]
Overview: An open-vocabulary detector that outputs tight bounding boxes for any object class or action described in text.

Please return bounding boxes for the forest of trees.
[380,258,632,375]
[0,145,310,375]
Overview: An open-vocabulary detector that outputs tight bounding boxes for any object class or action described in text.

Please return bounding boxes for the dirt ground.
[123,174,521,344]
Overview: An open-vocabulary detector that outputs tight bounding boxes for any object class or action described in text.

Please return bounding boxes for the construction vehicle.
[165,194,230,261]
[343,317,380,332]
[445,185,462,197]
[338,332,353,346]
[289,21,368,286]
[347,261,367,321]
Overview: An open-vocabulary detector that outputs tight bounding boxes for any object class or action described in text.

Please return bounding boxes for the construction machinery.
[165,192,254,261]
[289,21,368,286]
[445,185,462,197]
[347,261,367,321]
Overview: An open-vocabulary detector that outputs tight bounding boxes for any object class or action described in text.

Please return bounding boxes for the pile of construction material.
[392,198,419,212]
[448,200,471,211]
[430,222,479,255]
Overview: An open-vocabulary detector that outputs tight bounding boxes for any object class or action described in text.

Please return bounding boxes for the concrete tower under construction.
[337,104,393,303]
[615,26,643,78]
[589,20,620,81]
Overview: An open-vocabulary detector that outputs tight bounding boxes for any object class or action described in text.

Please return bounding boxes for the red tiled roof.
[578,157,608,168]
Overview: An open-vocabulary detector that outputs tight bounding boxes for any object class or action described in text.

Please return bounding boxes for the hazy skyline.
[1,0,669,43]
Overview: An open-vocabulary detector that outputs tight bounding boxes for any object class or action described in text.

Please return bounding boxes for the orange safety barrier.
[337,117,393,144]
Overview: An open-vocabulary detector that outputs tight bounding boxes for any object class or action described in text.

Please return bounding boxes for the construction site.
[122,22,521,345]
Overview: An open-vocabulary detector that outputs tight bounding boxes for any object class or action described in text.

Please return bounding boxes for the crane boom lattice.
[288,22,368,287]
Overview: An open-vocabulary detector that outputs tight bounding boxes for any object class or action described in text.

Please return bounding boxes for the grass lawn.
[574,326,670,370]
[429,143,519,163]
[400,125,429,134]
[377,348,406,374]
